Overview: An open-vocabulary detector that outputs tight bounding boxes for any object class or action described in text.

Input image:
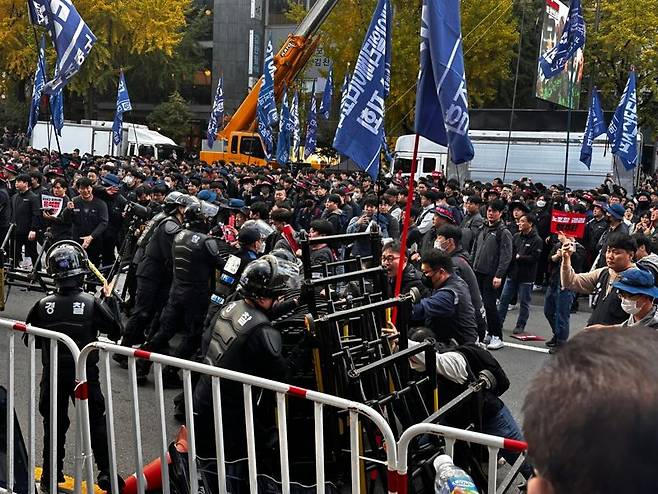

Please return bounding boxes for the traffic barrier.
[76,342,400,494]
[0,318,85,494]
[396,423,528,494]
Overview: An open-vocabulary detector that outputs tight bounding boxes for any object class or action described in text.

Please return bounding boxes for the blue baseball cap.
[613,268,658,299]
[197,189,217,203]
[604,203,625,220]
[101,174,121,187]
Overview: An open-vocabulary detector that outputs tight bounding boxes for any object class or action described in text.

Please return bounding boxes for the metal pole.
[502,3,525,182]
[563,58,575,190]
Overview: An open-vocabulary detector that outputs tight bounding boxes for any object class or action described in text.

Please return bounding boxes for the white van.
[389,134,449,179]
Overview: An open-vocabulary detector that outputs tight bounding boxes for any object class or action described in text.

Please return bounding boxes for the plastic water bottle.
[434,455,479,494]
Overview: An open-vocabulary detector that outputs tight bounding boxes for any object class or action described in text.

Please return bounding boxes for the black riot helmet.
[46,241,89,286]
[163,191,191,214]
[238,254,301,300]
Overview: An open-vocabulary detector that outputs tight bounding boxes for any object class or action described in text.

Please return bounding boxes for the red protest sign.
[550,210,587,238]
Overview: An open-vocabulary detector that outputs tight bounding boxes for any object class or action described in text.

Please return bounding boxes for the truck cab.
[389,135,449,178]
[200,131,268,166]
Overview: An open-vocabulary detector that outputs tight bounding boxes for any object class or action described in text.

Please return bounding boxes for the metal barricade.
[0,318,85,494]
[76,342,400,494]
[396,423,528,494]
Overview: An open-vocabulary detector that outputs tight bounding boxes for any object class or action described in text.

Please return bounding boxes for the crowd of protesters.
[3,142,658,352]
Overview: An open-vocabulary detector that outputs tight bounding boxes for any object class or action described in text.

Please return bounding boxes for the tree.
[287,0,518,137]
[146,92,192,144]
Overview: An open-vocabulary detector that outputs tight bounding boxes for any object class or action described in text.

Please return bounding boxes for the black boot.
[97,471,125,494]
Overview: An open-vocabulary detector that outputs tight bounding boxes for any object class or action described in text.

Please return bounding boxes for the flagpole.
[563,57,575,190]
[392,132,420,324]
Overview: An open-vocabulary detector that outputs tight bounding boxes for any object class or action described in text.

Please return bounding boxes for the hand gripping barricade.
[396,424,528,494]
[74,342,400,494]
[0,318,86,494]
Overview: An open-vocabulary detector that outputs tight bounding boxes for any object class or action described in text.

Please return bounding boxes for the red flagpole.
[392,133,420,324]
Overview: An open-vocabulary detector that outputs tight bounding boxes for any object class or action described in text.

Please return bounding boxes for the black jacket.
[471,220,513,278]
[507,229,543,283]
[11,189,40,234]
[63,196,109,240]
[386,262,427,298]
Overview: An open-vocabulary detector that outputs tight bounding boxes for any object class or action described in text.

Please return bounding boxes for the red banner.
[550,210,587,238]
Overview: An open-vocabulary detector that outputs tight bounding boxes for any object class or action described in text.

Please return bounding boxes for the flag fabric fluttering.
[415,0,474,164]
[257,103,274,160]
[290,90,300,161]
[539,0,586,79]
[333,0,392,179]
[277,86,291,165]
[207,76,224,149]
[50,79,64,137]
[28,0,97,94]
[607,70,639,171]
[27,35,47,137]
[304,82,318,160]
[339,70,351,116]
[319,64,333,119]
[579,88,605,168]
[258,36,278,127]
[112,70,132,146]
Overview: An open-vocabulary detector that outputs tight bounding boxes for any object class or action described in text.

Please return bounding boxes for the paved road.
[0,285,589,486]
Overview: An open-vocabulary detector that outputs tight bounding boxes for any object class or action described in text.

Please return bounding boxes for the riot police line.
[0,190,531,493]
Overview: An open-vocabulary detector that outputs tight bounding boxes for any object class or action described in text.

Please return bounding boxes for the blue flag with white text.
[258,37,278,127]
[579,88,605,168]
[415,0,474,164]
[333,0,392,179]
[112,71,132,146]
[28,0,97,95]
[305,82,318,160]
[27,35,46,137]
[207,77,224,149]
[257,104,274,160]
[277,86,291,165]
[290,90,300,161]
[319,64,333,119]
[539,0,585,79]
[607,71,638,171]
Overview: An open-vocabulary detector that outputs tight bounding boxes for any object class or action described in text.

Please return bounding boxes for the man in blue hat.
[594,202,629,268]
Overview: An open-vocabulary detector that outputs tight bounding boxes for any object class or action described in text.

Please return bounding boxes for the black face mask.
[421,273,434,289]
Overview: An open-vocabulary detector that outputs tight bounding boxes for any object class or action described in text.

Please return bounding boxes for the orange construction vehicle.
[200,0,338,167]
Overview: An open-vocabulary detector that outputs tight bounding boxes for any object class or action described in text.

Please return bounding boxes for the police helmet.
[163,191,191,214]
[238,255,301,300]
[270,248,298,265]
[46,241,89,281]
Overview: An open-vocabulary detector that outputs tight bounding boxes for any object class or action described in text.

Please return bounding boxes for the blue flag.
[276,86,291,165]
[27,35,47,137]
[257,104,274,160]
[257,36,278,127]
[539,0,585,79]
[415,0,474,164]
[579,88,605,168]
[304,82,318,160]
[333,0,392,179]
[207,76,224,149]
[607,70,638,171]
[319,64,333,119]
[112,71,132,146]
[339,70,351,116]
[28,0,97,95]
[50,82,64,137]
[290,90,300,161]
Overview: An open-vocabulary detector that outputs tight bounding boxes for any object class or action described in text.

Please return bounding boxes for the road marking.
[503,342,550,354]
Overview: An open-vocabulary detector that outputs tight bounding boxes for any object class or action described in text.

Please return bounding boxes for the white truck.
[389,131,640,191]
[30,120,183,160]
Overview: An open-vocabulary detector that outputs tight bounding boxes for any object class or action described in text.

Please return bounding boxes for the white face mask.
[536,200,547,208]
[621,298,642,316]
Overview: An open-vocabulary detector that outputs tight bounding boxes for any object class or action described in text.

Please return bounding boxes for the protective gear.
[163,191,190,214]
[421,273,434,289]
[183,198,218,233]
[621,298,642,315]
[46,241,88,281]
[172,230,225,284]
[238,255,300,300]
[270,248,298,264]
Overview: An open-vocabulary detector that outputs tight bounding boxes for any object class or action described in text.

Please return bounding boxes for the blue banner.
[277,86,291,165]
[112,71,132,146]
[29,0,97,95]
[304,82,318,160]
[579,88,605,168]
[207,76,224,149]
[339,70,350,116]
[27,35,46,137]
[319,64,333,119]
[257,36,278,128]
[50,77,64,137]
[415,0,474,164]
[607,70,638,171]
[539,0,585,79]
[290,90,300,161]
[333,0,392,179]
[257,104,274,160]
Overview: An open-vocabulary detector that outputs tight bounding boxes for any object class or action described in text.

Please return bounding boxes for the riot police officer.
[114,191,190,365]
[25,242,123,493]
[137,198,225,383]
[192,255,301,485]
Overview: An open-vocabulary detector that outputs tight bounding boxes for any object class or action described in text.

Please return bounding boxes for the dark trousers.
[39,366,109,479]
[121,277,171,347]
[150,283,210,360]
[13,233,38,266]
[476,273,502,338]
